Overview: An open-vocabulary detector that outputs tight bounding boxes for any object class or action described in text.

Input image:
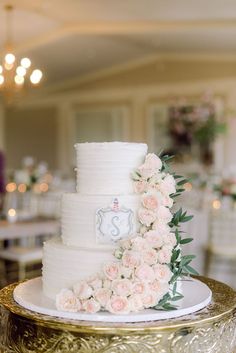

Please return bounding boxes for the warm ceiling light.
[14,75,24,85]
[16,66,26,76]
[5,53,15,65]
[30,69,43,84]
[0,6,44,102]
[21,57,31,69]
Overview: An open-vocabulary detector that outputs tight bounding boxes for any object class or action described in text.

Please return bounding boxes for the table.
[0,219,60,241]
[0,276,236,353]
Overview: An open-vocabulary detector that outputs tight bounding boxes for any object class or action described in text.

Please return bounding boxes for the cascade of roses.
[56,153,177,314]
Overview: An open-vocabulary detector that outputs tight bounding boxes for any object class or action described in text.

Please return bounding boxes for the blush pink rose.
[129,294,144,312]
[153,220,171,236]
[73,281,93,300]
[141,290,159,308]
[156,206,173,223]
[131,236,150,252]
[162,233,177,247]
[87,275,103,290]
[135,263,155,282]
[138,207,157,226]
[56,289,81,312]
[162,195,174,208]
[142,192,159,210]
[157,246,172,264]
[149,280,169,298]
[159,174,176,196]
[138,163,156,179]
[94,287,112,307]
[103,262,120,280]
[83,298,101,313]
[133,180,148,194]
[153,264,172,283]
[133,281,148,295]
[106,295,131,314]
[142,248,158,265]
[144,230,164,248]
[120,265,133,279]
[145,153,162,170]
[111,279,133,297]
[122,250,140,268]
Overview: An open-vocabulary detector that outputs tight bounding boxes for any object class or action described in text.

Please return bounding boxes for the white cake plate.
[13,277,212,323]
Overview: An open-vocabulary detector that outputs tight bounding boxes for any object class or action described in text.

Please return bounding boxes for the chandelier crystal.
[0,5,43,102]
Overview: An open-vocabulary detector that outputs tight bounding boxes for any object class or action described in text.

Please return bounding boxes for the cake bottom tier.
[42,238,114,299]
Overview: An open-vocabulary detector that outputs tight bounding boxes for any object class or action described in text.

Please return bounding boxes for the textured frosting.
[61,193,141,248]
[75,142,147,195]
[42,238,114,299]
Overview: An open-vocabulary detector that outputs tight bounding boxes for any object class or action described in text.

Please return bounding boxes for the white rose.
[56,289,80,312]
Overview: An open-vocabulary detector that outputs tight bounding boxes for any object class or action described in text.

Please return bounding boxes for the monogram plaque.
[96,198,134,244]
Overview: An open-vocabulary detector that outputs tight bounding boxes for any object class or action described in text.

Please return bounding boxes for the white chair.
[204,209,236,281]
[0,245,43,281]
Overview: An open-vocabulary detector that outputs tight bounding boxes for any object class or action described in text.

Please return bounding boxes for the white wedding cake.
[42,142,147,299]
[42,141,196,315]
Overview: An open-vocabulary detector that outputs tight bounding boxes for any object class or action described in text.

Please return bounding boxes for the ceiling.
[1,0,236,86]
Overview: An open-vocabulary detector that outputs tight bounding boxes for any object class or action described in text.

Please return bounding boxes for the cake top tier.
[75,142,148,195]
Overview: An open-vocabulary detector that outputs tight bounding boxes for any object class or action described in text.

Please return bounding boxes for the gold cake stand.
[0,276,236,353]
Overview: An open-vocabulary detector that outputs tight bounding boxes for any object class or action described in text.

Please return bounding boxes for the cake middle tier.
[61,193,141,248]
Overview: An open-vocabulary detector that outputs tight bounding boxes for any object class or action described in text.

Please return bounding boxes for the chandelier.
[0,5,43,102]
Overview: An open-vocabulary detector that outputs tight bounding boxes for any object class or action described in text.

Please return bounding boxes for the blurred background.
[0,0,236,288]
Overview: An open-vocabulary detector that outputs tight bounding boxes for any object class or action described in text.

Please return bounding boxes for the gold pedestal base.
[0,277,236,353]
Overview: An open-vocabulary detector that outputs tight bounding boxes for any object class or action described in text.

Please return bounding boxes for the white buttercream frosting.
[42,238,115,299]
[75,142,147,195]
[61,193,141,248]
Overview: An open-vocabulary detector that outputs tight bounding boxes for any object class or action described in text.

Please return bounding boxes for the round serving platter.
[13,277,212,323]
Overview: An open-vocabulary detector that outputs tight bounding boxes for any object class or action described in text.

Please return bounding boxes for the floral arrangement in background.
[56,153,196,314]
[214,178,236,201]
[168,95,226,165]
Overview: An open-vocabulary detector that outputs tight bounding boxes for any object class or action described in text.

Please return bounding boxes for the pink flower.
[162,195,174,208]
[87,275,103,290]
[120,265,133,278]
[162,233,177,247]
[144,230,164,248]
[103,262,120,280]
[106,295,131,314]
[56,289,81,312]
[122,250,140,268]
[111,279,133,296]
[141,290,159,308]
[133,281,148,295]
[83,298,101,313]
[153,220,171,235]
[157,246,172,264]
[94,287,112,307]
[149,280,169,298]
[159,174,176,196]
[156,206,173,223]
[142,192,159,210]
[145,153,162,170]
[131,236,150,252]
[135,263,155,282]
[133,180,148,194]
[129,294,144,312]
[138,207,157,226]
[142,248,158,265]
[138,163,156,179]
[153,264,172,283]
[73,281,93,300]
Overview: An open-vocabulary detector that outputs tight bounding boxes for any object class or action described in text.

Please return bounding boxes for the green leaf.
[171,294,184,301]
[184,265,199,275]
[180,238,193,244]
